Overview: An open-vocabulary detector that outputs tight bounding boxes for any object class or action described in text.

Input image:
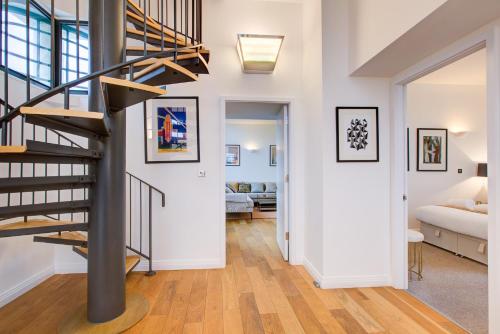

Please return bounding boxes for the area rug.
[408,243,488,334]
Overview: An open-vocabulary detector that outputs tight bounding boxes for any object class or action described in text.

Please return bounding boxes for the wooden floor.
[0,219,467,334]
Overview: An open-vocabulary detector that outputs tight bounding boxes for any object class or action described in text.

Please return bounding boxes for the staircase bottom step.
[72,247,141,275]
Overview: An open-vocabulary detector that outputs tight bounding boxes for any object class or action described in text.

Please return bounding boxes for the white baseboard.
[54,261,87,274]
[0,266,54,308]
[54,257,224,274]
[303,257,390,289]
[135,258,224,271]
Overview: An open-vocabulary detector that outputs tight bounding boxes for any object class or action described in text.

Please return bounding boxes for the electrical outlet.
[198,170,206,177]
[458,169,463,174]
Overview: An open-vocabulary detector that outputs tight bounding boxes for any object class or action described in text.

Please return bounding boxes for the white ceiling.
[414,48,486,86]
[226,102,284,120]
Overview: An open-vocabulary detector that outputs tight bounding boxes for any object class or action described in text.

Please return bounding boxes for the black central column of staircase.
[87,0,127,323]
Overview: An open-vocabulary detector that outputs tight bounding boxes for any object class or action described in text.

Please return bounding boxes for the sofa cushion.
[238,183,251,193]
[227,182,238,193]
[265,182,277,193]
[251,182,265,193]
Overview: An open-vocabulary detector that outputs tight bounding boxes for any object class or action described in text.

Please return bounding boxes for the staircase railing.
[126,171,166,276]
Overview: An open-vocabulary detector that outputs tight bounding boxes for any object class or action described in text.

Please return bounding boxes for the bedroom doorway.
[223,101,290,261]
[404,48,488,334]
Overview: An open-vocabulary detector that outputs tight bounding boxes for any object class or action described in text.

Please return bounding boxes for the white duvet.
[415,205,488,240]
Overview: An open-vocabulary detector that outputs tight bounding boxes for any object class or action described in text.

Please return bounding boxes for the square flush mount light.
[236,34,284,74]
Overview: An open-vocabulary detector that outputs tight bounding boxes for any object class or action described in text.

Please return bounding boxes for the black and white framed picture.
[226,145,240,166]
[144,96,200,163]
[269,145,277,166]
[336,107,379,162]
[417,128,448,172]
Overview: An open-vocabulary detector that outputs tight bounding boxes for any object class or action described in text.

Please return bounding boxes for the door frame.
[390,23,500,333]
[219,96,300,264]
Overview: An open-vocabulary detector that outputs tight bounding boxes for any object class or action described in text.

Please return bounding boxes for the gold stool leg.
[417,242,423,280]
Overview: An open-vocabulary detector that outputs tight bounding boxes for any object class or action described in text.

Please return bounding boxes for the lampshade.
[477,163,487,177]
[236,34,284,74]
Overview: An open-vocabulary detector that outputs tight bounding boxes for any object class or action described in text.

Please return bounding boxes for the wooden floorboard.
[0,219,467,333]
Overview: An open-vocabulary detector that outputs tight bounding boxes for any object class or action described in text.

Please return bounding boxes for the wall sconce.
[245,144,259,153]
[450,130,469,138]
[236,34,284,74]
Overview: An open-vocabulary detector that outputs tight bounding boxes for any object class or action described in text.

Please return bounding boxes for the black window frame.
[1,0,89,95]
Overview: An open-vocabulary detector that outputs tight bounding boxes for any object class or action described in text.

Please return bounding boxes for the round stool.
[408,229,424,280]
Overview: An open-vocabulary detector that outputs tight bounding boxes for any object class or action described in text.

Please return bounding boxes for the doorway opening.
[223,101,290,261]
[404,48,488,333]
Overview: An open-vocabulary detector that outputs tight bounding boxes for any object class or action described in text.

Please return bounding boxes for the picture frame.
[417,128,448,172]
[269,145,277,166]
[226,145,240,166]
[335,107,379,162]
[144,96,200,164]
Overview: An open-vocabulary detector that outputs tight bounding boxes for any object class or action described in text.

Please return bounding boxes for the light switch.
[198,170,206,177]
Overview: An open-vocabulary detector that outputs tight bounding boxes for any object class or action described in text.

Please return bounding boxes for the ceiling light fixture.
[236,34,284,74]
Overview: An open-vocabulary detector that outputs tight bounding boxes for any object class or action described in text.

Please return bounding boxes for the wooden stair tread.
[126,45,209,63]
[127,0,156,24]
[43,231,87,242]
[126,27,182,46]
[126,10,192,44]
[100,76,167,112]
[0,220,88,238]
[100,76,166,95]
[34,231,88,247]
[0,146,27,153]
[133,58,198,85]
[126,255,141,274]
[20,107,109,138]
[0,200,91,220]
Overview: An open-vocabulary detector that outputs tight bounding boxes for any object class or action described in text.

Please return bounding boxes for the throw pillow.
[265,182,277,193]
[238,183,251,193]
[444,198,475,211]
[475,204,488,214]
[251,183,265,193]
[227,182,238,193]
[225,186,234,193]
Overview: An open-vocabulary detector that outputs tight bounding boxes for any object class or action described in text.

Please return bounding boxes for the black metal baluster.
[174,0,177,62]
[184,0,187,46]
[122,0,127,64]
[191,0,194,44]
[148,187,153,275]
[139,181,142,253]
[148,0,150,16]
[76,0,80,81]
[2,0,8,146]
[57,133,60,220]
[143,0,147,57]
[50,0,55,88]
[197,0,201,43]
[180,0,183,42]
[0,0,3,145]
[160,0,164,51]
[129,174,132,246]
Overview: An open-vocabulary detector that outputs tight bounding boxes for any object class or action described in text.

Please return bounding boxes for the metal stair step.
[0,200,91,220]
[100,76,166,112]
[133,58,198,86]
[0,219,88,238]
[0,140,102,164]
[20,107,110,138]
[34,231,87,247]
[0,175,95,193]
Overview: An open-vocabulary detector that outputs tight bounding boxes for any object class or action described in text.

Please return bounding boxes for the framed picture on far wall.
[336,107,379,162]
[226,145,240,166]
[417,128,448,172]
[144,97,200,163]
[269,145,277,166]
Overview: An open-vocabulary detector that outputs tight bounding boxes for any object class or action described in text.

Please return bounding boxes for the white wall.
[407,83,487,228]
[125,0,305,269]
[225,120,277,183]
[318,0,391,287]
[348,0,447,72]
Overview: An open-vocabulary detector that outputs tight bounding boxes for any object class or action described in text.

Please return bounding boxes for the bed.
[226,193,254,218]
[415,205,488,264]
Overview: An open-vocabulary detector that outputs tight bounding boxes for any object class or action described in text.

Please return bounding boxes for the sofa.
[225,182,277,217]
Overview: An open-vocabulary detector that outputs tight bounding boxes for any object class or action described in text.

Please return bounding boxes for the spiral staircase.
[0,0,209,331]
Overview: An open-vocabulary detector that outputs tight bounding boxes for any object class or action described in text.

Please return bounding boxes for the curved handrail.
[126,171,166,207]
[0,44,203,124]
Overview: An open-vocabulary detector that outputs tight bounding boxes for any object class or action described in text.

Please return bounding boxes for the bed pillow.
[444,198,475,211]
[251,183,265,193]
[238,183,251,193]
[227,182,238,193]
[475,204,488,214]
[265,182,277,193]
